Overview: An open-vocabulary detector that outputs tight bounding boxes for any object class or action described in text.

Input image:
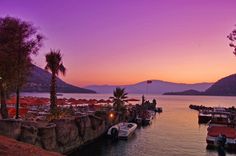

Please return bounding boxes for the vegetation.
[0,16,42,119]
[45,50,66,112]
[46,106,74,121]
[228,27,236,54]
[0,77,7,118]
[110,87,128,121]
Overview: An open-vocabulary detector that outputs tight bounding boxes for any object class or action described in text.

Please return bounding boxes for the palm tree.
[45,49,66,112]
[110,87,128,121]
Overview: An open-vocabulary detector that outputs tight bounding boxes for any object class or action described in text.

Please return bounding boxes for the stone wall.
[0,115,105,154]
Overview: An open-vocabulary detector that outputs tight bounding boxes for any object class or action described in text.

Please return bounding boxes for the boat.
[142,110,155,125]
[142,113,153,125]
[56,93,63,96]
[135,110,155,125]
[155,107,163,113]
[206,126,236,149]
[208,112,232,129]
[147,110,155,119]
[198,109,212,124]
[107,122,137,140]
[135,116,142,125]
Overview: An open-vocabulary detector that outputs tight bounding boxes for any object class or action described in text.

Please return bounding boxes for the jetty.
[189,104,236,151]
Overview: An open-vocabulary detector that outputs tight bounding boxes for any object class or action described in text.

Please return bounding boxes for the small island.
[163,89,204,95]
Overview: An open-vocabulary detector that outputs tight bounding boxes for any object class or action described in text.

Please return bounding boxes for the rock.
[38,123,57,151]
[89,115,103,130]
[0,119,21,139]
[20,123,38,144]
[20,122,38,145]
[0,115,107,154]
[53,118,78,146]
[75,115,90,140]
[83,115,105,142]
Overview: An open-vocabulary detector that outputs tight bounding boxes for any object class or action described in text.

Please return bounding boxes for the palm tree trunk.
[16,47,21,119]
[15,86,20,119]
[50,72,57,111]
[0,81,8,119]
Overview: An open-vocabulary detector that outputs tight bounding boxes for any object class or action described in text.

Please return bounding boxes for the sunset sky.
[1,0,236,86]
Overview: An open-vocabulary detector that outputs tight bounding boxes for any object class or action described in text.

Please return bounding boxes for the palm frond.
[111,87,128,112]
[45,49,66,76]
[59,63,66,75]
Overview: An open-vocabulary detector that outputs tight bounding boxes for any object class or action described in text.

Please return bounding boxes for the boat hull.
[206,126,236,150]
[142,119,152,125]
[107,122,137,140]
[198,115,211,124]
[206,137,236,150]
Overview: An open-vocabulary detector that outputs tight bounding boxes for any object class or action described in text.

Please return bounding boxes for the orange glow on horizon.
[20,0,236,88]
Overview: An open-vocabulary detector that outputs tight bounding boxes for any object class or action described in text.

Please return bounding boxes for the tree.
[45,50,66,112]
[0,16,42,119]
[227,27,236,54]
[110,87,128,121]
[0,77,8,118]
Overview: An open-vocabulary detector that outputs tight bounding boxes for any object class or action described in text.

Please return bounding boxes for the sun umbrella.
[125,98,140,102]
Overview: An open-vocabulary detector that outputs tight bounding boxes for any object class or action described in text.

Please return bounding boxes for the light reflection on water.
[22,93,236,156]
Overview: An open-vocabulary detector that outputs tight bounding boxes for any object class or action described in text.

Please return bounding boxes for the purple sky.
[1,0,236,86]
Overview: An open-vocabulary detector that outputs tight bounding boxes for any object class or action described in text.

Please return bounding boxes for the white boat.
[107,122,137,139]
[56,93,63,96]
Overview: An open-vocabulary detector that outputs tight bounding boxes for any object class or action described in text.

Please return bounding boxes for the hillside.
[22,65,95,93]
[85,80,212,94]
[163,74,236,96]
[204,74,236,96]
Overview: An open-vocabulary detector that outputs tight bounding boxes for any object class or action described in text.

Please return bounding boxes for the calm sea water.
[22,93,236,156]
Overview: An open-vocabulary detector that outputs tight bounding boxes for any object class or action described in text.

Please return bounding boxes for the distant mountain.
[22,65,96,93]
[204,74,236,96]
[85,80,212,94]
[163,74,236,96]
[163,89,204,95]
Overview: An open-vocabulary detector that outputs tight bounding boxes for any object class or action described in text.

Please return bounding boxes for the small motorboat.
[135,110,155,126]
[208,112,232,129]
[56,93,63,96]
[206,126,236,149]
[198,109,212,124]
[107,122,137,140]
[135,116,142,125]
[155,107,163,113]
[142,115,152,125]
